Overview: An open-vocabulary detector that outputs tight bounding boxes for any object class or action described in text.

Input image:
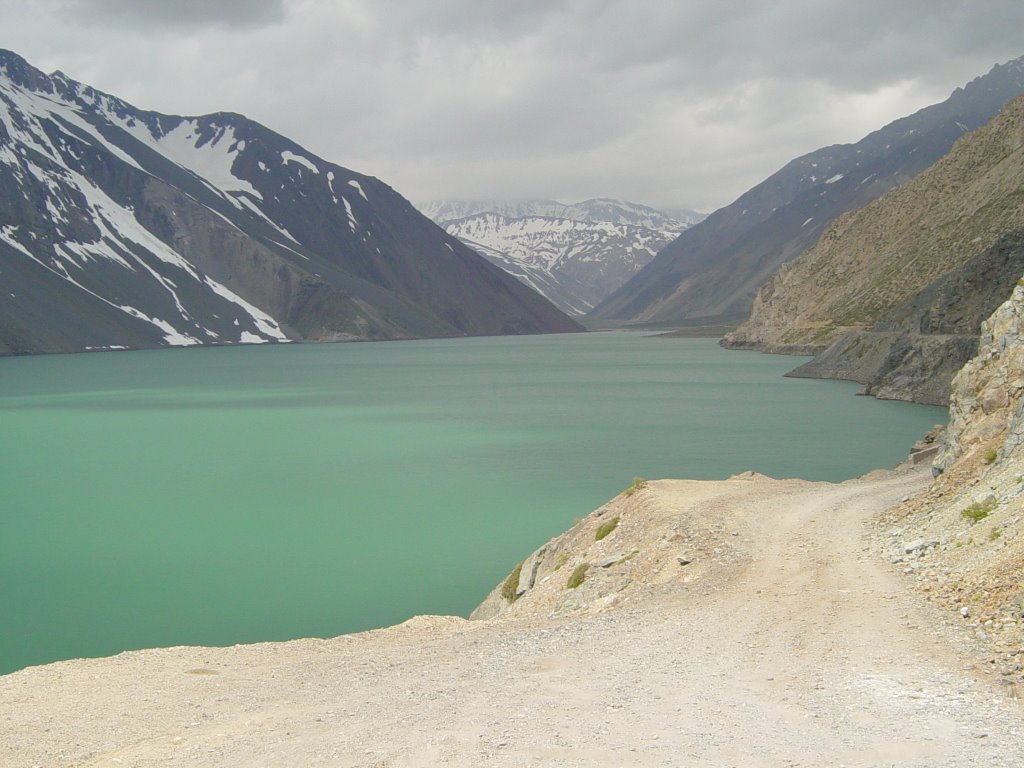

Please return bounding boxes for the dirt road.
[2,468,1021,766]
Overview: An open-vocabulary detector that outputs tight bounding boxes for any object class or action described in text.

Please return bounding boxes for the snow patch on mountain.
[343,197,357,231]
[281,150,319,175]
[421,198,702,232]
[0,69,294,348]
[202,277,288,341]
[428,200,695,315]
[113,117,261,202]
[347,179,368,200]
[0,48,583,355]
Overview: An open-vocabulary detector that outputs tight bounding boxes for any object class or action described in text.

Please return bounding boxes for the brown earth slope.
[724,95,1024,359]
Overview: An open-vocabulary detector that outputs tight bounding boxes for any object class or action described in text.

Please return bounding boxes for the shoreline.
[3,462,1021,766]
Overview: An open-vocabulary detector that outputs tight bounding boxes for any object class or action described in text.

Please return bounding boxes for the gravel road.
[2,468,1021,766]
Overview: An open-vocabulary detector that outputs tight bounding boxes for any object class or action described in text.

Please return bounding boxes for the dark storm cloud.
[3,1,1024,211]
[54,0,285,29]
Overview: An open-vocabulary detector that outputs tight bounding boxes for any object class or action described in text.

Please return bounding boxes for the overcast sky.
[2,1,1023,213]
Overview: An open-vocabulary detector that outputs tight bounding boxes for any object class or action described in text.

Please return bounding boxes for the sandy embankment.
[2,466,1022,767]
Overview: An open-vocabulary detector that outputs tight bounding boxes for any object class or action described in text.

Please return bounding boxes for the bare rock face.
[872,281,1024,669]
[937,281,1024,468]
[785,231,1024,405]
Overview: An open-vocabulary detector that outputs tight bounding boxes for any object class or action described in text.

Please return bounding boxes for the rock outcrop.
[471,473,800,622]
[938,280,1024,468]
[785,231,1024,404]
[871,279,1024,672]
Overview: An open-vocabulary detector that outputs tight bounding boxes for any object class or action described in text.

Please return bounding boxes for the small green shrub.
[595,516,620,541]
[500,561,523,603]
[982,447,998,464]
[989,528,1002,541]
[961,497,997,524]
[552,552,569,571]
[623,477,647,497]
[566,563,588,589]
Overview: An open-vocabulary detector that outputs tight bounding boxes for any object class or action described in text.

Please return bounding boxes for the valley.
[2,19,1024,767]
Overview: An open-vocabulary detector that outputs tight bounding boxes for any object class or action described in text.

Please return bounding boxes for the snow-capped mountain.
[0,51,580,356]
[421,198,701,232]
[421,199,699,315]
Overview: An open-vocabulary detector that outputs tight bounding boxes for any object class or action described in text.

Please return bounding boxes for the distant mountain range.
[0,50,580,356]
[588,55,1024,329]
[422,198,703,315]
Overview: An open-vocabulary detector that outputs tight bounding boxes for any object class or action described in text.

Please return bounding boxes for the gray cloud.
[50,0,285,29]
[2,0,1023,211]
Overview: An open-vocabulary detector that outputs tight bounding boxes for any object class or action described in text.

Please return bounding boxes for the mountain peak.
[0,48,53,92]
[589,52,1024,328]
[424,198,694,315]
[0,49,580,356]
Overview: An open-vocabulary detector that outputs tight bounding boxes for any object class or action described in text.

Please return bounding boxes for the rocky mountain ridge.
[423,198,698,315]
[588,54,1024,330]
[724,94,1024,403]
[420,198,702,231]
[440,211,678,315]
[0,50,581,356]
[786,231,1024,404]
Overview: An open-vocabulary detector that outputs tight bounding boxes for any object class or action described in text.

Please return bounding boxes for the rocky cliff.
[785,231,1024,404]
[869,280,1024,671]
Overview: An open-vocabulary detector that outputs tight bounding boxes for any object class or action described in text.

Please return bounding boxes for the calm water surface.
[0,333,945,673]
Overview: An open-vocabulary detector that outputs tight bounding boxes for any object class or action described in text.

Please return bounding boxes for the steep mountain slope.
[423,199,696,315]
[589,55,1024,329]
[871,281,1024,671]
[786,231,1024,404]
[723,94,1024,401]
[0,51,581,356]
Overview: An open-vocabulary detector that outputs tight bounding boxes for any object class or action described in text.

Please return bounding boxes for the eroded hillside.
[725,95,1024,361]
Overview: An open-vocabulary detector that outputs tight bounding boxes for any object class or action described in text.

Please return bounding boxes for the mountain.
[725,94,1024,404]
[420,198,701,231]
[439,211,680,315]
[0,51,581,356]
[422,199,698,315]
[588,55,1024,329]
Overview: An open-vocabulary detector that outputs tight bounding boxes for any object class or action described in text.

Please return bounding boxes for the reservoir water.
[0,333,946,674]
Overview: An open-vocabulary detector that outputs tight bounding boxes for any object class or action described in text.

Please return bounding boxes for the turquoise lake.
[0,333,946,674]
